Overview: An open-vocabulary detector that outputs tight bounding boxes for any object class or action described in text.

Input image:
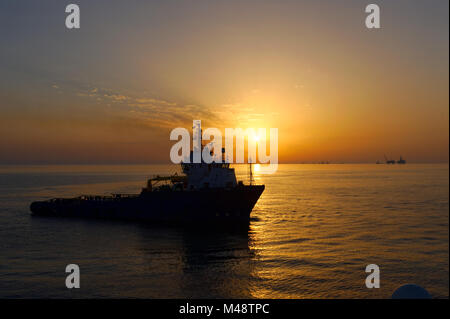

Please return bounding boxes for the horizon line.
[0,162,448,166]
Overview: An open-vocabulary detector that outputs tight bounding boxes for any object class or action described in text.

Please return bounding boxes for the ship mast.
[248,161,254,185]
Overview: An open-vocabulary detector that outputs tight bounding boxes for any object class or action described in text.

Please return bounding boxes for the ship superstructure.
[30,138,265,224]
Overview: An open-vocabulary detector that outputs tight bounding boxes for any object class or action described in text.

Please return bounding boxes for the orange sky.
[0,1,448,164]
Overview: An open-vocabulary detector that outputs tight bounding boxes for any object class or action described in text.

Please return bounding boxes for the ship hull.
[30,185,264,224]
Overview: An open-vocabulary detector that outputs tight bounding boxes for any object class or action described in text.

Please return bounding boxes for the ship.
[397,156,406,164]
[384,155,396,164]
[30,148,265,224]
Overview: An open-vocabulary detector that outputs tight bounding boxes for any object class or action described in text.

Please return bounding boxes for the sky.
[0,0,448,164]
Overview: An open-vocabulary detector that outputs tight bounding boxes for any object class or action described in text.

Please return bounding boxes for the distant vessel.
[30,146,264,224]
[384,155,396,164]
[397,156,406,164]
[382,154,406,164]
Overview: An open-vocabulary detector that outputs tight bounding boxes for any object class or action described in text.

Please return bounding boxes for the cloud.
[70,84,223,129]
[71,84,270,131]
[104,94,129,102]
[134,98,176,106]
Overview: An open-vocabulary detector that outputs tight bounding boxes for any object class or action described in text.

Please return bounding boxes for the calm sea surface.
[0,164,448,298]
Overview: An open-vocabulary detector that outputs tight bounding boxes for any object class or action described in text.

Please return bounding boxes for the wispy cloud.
[72,84,221,129]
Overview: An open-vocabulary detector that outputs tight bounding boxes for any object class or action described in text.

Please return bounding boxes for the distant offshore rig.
[376,155,406,165]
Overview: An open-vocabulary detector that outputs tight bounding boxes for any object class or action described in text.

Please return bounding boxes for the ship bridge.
[181,149,237,190]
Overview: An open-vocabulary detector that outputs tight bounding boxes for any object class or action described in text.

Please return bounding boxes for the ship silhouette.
[30,141,264,225]
[383,155,406,165]
[384,155,396,164]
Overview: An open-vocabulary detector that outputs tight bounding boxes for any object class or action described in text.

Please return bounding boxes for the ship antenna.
[248,158,254,185]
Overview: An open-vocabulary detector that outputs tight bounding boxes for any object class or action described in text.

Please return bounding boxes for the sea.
[0,164,448,298]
